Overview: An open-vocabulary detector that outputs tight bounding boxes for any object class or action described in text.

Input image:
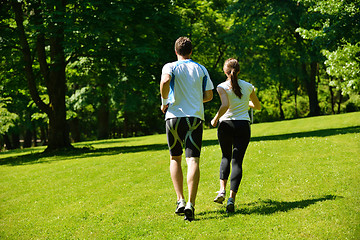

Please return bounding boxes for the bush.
[345,94,360,112]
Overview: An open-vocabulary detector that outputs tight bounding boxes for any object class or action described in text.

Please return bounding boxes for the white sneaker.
[175,199,186,215]
[184,202,195,222]
[214,190,226,204]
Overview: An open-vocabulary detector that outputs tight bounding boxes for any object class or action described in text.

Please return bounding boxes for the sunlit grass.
[1,112,359,239]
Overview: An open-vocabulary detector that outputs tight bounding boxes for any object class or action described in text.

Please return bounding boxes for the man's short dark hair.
[175,37,192,56]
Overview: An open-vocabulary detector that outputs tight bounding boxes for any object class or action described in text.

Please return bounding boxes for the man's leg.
[186,157,200,205]
[170,155,184,201]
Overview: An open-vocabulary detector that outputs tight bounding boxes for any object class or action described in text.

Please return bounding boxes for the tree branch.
[33,2,50,86]
[11,0,50,115]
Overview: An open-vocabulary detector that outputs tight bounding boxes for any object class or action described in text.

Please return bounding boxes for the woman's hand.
[211,118,218,127]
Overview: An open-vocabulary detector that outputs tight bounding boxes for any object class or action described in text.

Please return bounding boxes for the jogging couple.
[160,37,261,222]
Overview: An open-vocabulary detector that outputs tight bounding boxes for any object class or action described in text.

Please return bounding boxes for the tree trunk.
[329,84,335,114]
[0,136,4,151]
[3,134,13,150]
[97,93,110,139]
[12,1,72,152]
[337,91,343,114]
[302,62,320,116]
[123,111,129,138]
[40,126,48,145]
[47,106,71,151]
[23,129,32,148]
[294,77,298,118]
[69,118,81,142]
[11,133,20,149]
[33,128,38,147]
[276,83,285,120]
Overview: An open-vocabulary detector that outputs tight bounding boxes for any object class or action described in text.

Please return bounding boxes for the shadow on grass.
[202,125,359,146]
[1,125,358,166]
[198,195,340,220]
[0,143,168,166]
[250,126,360,142]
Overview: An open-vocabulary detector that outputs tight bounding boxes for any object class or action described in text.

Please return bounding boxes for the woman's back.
[218,79,253,122]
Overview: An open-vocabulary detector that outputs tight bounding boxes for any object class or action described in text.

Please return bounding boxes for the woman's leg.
[217,121,234,182]
[214,122,233,203]
[230,121,251,195]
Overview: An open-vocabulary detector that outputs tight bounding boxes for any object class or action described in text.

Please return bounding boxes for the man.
[160,37,214,221]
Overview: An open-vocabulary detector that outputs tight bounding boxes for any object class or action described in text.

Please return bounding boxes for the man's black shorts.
[165,117,203,158]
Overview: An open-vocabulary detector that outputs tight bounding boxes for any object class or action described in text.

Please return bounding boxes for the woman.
[211,58,261,213]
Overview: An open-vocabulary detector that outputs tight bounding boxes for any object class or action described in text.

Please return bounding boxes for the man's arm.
[160,73,171,113]
[203,89,213,103]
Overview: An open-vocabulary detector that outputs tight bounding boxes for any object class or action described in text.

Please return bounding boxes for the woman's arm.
[211,87,229,127]
[249,89,261,110]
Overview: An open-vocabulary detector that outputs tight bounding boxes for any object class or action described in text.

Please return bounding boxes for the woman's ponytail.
[224,59,242,99]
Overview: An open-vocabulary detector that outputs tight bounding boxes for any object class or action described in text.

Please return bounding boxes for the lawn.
[1,112,359,239]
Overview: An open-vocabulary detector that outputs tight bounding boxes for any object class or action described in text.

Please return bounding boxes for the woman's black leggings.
[217,120,251,193]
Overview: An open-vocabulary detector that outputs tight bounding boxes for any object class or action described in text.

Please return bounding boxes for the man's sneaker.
[175,199,186,215]
[214,190,226,204]
[184,202,195,222]
[226,198,235,213]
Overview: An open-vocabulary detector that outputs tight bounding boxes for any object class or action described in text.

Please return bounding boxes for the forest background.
[1,0,359,151]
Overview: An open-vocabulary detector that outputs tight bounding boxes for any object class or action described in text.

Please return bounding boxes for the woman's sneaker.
[175,199,186,215]
[214,190,226,204]
[226,198,235,213]
[184,202,195,222]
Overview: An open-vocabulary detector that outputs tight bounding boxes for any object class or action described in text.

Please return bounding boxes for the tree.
[3,0,179,149]
[0,98,18,136]
[63,0,182,139]
[323,43,360,95]
[296,0,360,110]
[7,0,71,151]
[226,0,311,118]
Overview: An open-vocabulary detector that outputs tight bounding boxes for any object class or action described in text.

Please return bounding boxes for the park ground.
[1,112,359,239]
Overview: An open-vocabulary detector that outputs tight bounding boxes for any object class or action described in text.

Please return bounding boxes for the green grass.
[1,112,359,239]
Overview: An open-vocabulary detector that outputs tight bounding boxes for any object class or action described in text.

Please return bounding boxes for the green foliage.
[0,0,359,147]
[296,0,360,97]
[345,94,360,112]
[0,98,18,135]
[323,43,360,95]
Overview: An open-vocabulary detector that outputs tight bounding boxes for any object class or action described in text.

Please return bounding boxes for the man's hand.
[161,104,168,114]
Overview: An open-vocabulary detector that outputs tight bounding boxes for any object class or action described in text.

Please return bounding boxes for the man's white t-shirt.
[162,59,214,120]
[218,79,254,122]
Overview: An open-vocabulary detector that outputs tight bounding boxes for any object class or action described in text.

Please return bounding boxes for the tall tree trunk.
[337,91,343,114]
[40,126,48,145]
[69,118,81,142]
[302,62,320,116]
[33,128,38,147]
[23,129,32,148]
[294,77,298,118]
[12,1,72,151]
[276,83,285,120]
[123,111,129,138]
[329,84,335,114]
[3,133,13,150]
[11,133,20,149]
[98,96,110,140]
[0,136,4,151]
